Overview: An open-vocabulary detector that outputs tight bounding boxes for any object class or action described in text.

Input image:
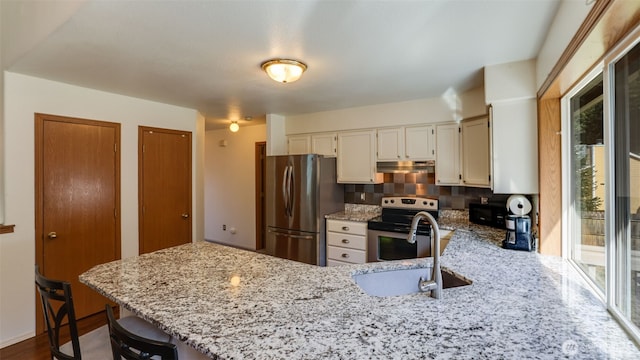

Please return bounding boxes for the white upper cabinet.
[405,125,435,160]
[376,128,403,161]
[435,123,461,185]
[461,116,491,187]
[311,133,337,157]
[288,135,311,154]
[490,100,538,194]
[337,130,381,184]
[376,125,435,161]
[484,60,538,194]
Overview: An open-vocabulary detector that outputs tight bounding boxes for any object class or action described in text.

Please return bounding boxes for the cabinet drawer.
[327,246,366,264]
[326,220,367,235]
[327,232,366,250]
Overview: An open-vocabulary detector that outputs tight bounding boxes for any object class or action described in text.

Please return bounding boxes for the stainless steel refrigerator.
[265,154,344,266]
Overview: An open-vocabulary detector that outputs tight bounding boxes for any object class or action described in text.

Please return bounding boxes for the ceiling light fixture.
[261,59,307,83]
[229,121,239,132]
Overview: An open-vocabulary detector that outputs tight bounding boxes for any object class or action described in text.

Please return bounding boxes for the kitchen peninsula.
[80,224,639,359]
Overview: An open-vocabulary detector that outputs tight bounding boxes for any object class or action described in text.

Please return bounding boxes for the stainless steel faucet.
[407,211,442,299]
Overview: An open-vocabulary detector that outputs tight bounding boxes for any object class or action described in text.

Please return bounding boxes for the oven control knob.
[384,199,388,204]
[429,201,434,206]
[390,199,395,203]
[422,201,427,205]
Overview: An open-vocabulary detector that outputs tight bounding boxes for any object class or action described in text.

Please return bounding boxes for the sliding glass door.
[613,40,640,329]
[564,29,640,341]
[568,74,606,294]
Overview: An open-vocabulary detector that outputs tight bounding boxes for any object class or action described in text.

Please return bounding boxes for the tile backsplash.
[344,172,494,209]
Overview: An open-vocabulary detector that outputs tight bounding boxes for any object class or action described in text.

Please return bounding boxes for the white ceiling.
[6,0,561,130]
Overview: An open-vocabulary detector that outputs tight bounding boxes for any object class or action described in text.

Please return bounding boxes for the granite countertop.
[80,215,639,359]
[324,203,381,222]
[438,209,507,246]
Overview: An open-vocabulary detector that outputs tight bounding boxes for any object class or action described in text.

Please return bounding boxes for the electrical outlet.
[223,224,226,231]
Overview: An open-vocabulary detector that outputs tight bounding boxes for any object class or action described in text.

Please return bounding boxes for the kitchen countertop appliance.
[367,197,438,262]
[502,194,534,251]
[469,202,508,228]
[265,154,344,266]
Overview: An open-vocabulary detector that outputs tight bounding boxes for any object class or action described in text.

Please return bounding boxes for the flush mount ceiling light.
[229,121,239,132]
[261,59,307,83]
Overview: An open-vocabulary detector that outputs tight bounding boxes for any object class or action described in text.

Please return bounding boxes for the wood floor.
[0,309,113,360]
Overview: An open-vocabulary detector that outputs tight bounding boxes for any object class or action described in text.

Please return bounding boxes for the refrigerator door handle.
[282,165,290,216]
[268,229,314,240]
[288,164,295,217]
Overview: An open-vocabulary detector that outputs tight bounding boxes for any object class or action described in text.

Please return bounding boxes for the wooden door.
[139,127,192,254]
[35,113,120,332]
[255,142,266,250]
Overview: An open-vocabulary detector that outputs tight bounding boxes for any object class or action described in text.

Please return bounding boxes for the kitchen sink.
[352,267,471,297]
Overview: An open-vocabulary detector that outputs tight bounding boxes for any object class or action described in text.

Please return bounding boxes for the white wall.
[285,97,457,134]
[485,59,537,102]
[0,3,4,225]
[536,0,594,90]
[459,87,486,119]
[266,114,286,156]
[195,112,206,243]
[0,72,202,347]
[204,124,266,250]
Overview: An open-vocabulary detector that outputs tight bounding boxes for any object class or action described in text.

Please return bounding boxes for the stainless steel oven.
[366,197,438,263]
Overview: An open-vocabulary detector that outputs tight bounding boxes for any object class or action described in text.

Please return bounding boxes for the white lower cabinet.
[326,219,367,266]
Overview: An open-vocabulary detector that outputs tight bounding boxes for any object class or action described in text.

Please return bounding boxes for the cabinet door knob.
[342,226,349,231]
[341,239,350,244]
[341,253,350,258]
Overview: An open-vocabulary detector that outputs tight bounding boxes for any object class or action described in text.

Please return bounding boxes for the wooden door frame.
[34,113,121,334]
[138,126,193,253]
[255,141,266,250]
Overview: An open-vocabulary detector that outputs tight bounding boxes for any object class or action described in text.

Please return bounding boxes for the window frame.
[603,23,640,343]
[561,64,606,302]
[562,23,640,344]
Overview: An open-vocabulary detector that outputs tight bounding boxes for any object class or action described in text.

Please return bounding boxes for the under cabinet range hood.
[376,160,435,173]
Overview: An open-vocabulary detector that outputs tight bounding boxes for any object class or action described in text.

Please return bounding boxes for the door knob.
[181,213,190,219]
[47,232,57,239]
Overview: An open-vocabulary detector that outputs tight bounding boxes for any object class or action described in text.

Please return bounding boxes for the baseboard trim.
[0,331,35,349]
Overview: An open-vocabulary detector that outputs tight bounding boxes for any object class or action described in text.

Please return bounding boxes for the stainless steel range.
[367,197,439,262]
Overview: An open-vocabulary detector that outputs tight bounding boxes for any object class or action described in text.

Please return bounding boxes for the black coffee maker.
[502,195,534,251]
